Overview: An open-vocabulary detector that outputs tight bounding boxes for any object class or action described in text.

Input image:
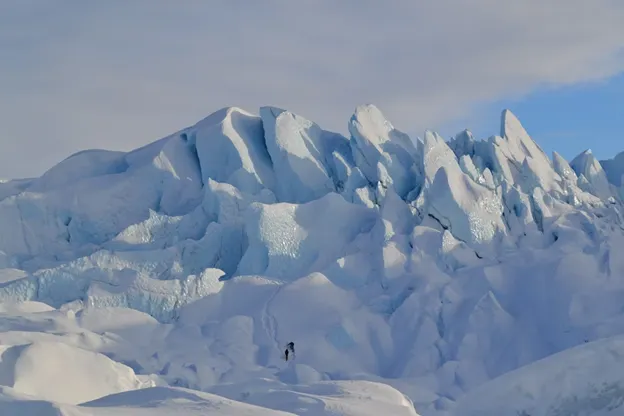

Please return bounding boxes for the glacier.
[1,104,624,415]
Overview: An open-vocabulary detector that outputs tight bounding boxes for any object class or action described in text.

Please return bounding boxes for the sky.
[1,0,624,179]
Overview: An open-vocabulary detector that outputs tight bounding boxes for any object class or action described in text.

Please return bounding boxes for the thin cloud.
[1,0,624,178]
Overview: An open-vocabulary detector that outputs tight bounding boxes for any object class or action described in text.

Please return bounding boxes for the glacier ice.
[571,149,614,200]
[237,192,377,280]
[260,106,338,203]
[500,109,552,169]
[185,106,275,195]
[0,104,623,416]
[601,150,624,199]
[349,104,421,200]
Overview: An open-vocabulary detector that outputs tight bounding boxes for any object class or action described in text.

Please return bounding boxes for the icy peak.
[499,109,521,138]
[350,104,396,142]
[194,106,256,125]
[552,151,578,182]
[184,104,275,195]
[348,104,419,199]
[601,150,624,189]
[499,109,550,167]
[570,148,612,199]
[448,129,475,158]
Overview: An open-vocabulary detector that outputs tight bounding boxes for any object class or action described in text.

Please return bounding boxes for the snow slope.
[1,104,623,415]
[454,335,624,415]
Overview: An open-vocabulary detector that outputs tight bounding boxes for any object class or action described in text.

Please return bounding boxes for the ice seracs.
[348,104,421,200]
[500,109,551,168]
[571,149,613,200]
[237,192,377,280]
[419,130,507,255]
[601,150,624,199]
[260,106,336,203]
[0,103,622,416]
[187,106,275,195]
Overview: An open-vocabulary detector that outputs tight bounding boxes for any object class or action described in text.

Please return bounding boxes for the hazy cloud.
[2,0,624,177]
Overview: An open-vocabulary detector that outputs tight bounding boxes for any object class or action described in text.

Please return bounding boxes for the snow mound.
[0,300,54,314]
[0,341,150,404]
[0,385,293,416]
[81,386,294,415]
[209,378,419,416]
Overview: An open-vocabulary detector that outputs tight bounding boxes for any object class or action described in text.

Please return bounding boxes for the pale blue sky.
[2,1,624,178]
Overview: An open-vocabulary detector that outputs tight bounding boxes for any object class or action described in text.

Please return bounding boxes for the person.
[284,341,295,361]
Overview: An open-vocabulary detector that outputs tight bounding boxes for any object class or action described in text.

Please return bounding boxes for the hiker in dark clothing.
[284,341,295,361]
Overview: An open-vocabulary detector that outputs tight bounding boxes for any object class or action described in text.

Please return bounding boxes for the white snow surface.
[1,104,623,415]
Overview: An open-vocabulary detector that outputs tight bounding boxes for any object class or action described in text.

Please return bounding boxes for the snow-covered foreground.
[1,104,624,414]
[0,301,417,415]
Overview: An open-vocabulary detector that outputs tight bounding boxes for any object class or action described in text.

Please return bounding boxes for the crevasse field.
[1,104,624,415]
